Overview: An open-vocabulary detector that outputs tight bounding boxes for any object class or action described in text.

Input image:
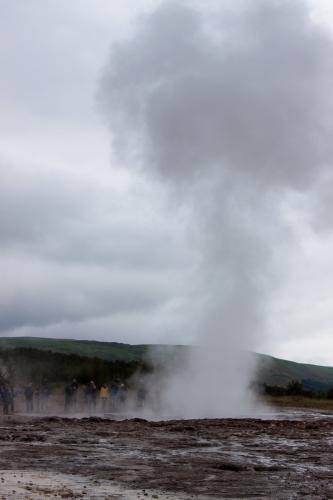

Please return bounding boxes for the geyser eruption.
[99,0,333,417]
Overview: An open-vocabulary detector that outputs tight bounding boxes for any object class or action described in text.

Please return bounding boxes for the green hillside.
[0,337,332,391]
[256,353,333,392]
[0,337,186,363]
[0,337,149,362]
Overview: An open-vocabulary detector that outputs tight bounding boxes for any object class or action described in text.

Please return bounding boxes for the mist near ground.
[99,0,333,417]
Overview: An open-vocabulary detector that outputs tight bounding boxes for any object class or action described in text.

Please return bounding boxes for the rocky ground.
[0,412,332,499]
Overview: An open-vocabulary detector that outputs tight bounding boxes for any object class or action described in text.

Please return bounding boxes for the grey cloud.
[0,0,198,344]
[0,1,105,121]
[0,156,193,335]
[5,301,192,346]
[0,255,181,332]
[304,173,333,232]
[0,158,191,271]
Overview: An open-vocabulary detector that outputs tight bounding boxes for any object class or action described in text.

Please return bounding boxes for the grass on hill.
[267,395,333,411]
[0,337,149,362]
[256,353,333,392]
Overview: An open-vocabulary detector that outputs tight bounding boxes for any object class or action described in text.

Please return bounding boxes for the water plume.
[99,0,333,417]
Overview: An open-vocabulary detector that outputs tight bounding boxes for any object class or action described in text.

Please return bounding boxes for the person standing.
[118,383,128,408]
[88,380,97,413]
[34,386,41,413]
[24,383,34,413]
[137,382,147,409]
[64,382,73,413]
[99,383,109,413]
[109,380,119,411]
[0,383,13,415]
[41,379,51,413]
[70,378,79,411]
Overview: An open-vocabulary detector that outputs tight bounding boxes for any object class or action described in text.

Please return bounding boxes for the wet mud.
[0,412,332,498]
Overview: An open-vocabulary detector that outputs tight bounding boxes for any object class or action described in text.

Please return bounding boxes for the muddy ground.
[0,412,332,499]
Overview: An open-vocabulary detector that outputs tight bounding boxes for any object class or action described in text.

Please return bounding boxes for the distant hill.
[0,337,149,362]
[256,353,333,392]
[0,337,333,391]
[0,337,186,363]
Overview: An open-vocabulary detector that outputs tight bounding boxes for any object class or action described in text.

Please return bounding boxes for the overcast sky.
[1,0,333,365]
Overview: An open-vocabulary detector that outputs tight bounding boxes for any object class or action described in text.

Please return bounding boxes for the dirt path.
[0,414,332,498]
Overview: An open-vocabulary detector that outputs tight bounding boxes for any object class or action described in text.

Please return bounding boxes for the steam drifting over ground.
[99,0,333,417]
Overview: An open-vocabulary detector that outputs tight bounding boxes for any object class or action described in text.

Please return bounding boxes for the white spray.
[99,0,333,417]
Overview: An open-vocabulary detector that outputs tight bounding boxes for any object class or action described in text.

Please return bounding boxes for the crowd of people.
[0,377,147,415]
[0,378,52,415]
[63,378,133,414]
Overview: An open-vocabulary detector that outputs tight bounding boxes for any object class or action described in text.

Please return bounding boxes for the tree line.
[264,379,333,399]
[0,347,151,386]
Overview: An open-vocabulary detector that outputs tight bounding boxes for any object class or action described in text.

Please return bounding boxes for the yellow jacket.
[100,386,109,398]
